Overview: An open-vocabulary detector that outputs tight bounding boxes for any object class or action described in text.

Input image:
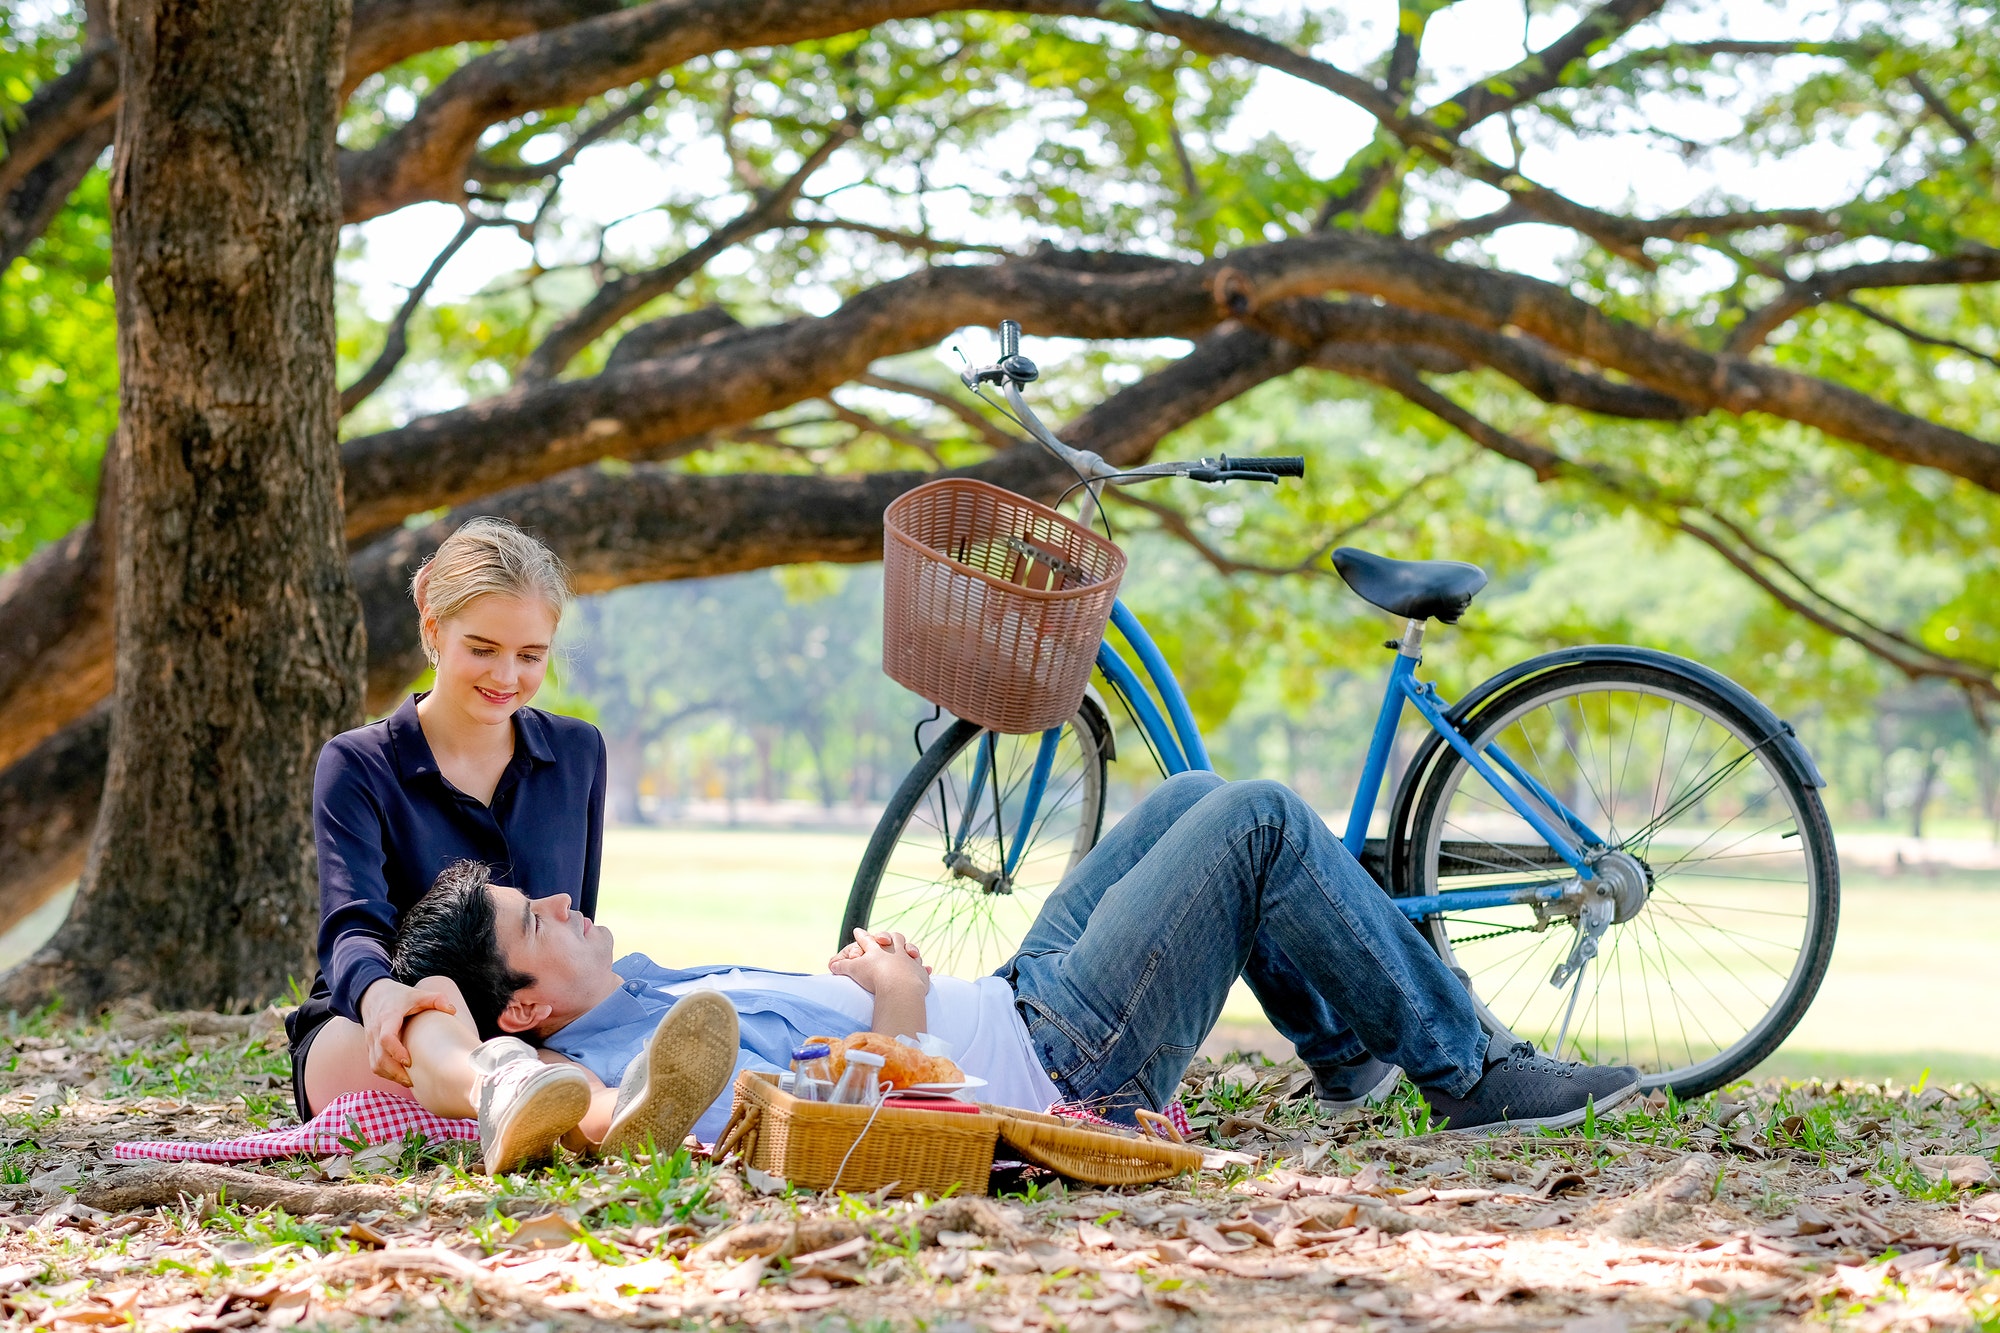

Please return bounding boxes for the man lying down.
[385,774,1644,1174]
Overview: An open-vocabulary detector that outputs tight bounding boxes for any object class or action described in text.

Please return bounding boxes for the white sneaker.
[600,990,741,1158]
[468,1036,591,1175]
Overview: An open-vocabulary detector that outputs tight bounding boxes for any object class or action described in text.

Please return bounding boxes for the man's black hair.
[391,860,535,1040]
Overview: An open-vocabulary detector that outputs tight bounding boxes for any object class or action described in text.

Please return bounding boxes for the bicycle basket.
[883,478,1126,735]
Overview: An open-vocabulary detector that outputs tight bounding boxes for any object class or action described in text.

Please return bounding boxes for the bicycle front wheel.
[842,704,1109,977]
[1394,658,1839,1096]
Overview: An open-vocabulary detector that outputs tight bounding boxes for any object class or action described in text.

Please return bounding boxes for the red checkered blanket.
[112,1091,478,1163]
[1048,1099,1192,1140]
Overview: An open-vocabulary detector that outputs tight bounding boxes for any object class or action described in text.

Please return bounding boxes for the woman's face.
[429,593,559,726]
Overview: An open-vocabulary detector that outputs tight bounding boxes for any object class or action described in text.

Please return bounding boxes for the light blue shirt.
[541,954,863,1142]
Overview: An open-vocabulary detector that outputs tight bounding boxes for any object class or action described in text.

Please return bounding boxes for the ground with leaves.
[0,1009,1995,1332]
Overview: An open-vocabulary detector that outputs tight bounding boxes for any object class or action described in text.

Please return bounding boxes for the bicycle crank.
[947,853,1013,895]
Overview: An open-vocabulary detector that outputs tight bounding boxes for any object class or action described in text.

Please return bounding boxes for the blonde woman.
[289,517,608,1148]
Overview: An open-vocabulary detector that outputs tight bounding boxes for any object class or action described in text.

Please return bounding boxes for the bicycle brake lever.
[1186,468,1281,483]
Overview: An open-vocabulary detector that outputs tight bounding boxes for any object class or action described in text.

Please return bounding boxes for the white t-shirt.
[661,969,1060,1113]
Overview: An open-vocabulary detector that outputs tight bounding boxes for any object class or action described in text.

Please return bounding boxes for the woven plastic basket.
[883,478,1126,735]
[985,1106,1204,1186]
[717,1072,1001,1197]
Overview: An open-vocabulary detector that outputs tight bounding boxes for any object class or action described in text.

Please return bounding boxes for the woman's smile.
[475,685,517,706]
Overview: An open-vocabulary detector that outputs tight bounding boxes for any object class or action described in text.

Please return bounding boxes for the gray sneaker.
[468,1036,592,1175]
[600,989,741,1157]
[1313,1054,1404,1113]
[1420,1041,1640,1135]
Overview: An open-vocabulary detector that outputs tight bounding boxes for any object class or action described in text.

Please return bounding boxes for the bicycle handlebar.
[1223,454,1305,478]
[967,321,1306,491]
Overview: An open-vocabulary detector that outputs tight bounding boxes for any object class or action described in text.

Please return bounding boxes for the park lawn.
[596,827,2000,1086]
[0,1003,1995,1331]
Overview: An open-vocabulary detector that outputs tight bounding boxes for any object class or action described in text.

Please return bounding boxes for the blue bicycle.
[844,323,1840,1096]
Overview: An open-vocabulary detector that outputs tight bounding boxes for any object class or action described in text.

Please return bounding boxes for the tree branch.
[0,43,120,205]
[343,0,626,96]
[338,213,486,416]
[516,115,857,383]
[1840,296,2000,371]
[603,305,744,371]
[1244,296,1694,421]
[858,372,1023,451]
[1430,0,1669,133]
[1727,249,2000,351]
[464,79,662,185]
[1674,511,1999,701]
[1347,363,2000,703]
[1212,230,2000,492]
[0,118,111,272]
[1904,71,1982,150]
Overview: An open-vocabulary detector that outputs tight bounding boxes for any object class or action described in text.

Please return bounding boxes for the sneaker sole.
[1432,1076,1642,1136]
[1316,1064,1405,1113]
[484,1068,592,1175]
[600,989,740,1158]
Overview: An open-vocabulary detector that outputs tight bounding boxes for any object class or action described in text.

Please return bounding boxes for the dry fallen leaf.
[1916,1155,1997,1188]
[507,1211,582,1250]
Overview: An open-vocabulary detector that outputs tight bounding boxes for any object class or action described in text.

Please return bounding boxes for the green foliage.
[0,166,113,564]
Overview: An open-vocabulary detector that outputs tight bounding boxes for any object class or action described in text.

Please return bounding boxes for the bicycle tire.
[1390,656,1839,1097]
[842,702,1110,976]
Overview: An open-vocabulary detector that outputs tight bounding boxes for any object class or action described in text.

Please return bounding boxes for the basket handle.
[1135,1109,1186,1144]
[714,1105,761,1161]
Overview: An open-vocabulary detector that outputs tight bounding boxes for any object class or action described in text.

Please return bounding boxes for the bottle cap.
[791,1043,831,1060]
[845,1050,887,1067]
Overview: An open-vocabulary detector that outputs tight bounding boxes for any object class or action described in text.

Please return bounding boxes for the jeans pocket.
[1133,1040,1197,1112]
[1016,985,1114,1087]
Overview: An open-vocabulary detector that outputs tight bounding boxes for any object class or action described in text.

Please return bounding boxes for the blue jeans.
[999,772,1489,1121]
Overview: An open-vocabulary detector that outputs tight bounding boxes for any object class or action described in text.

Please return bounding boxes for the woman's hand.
[357,978,458,1086]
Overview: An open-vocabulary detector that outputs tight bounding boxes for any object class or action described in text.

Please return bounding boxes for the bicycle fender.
[1437,645,1827,789]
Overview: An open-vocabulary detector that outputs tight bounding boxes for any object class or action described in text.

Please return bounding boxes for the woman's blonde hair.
[411,517,572,665]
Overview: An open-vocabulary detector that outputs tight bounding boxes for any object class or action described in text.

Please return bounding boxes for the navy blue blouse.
[311,693,607,1020]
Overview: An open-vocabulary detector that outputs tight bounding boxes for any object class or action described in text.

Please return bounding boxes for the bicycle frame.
[981,600,1609,920]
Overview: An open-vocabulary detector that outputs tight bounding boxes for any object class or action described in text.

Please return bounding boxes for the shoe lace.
[1496,1041,1581,1079]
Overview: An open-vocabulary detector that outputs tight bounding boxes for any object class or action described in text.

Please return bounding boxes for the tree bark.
[2,0,365,1010]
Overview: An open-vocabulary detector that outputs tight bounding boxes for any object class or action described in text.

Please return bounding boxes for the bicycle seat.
[1330,548,1489,623]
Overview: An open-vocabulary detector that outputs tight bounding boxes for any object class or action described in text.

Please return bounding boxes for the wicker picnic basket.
[882,478,1126,735]
[986,1106,1204,1186]
[715,1073,1204,1195]
[718,1072,1003,1197]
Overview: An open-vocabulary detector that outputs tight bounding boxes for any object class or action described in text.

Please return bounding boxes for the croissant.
[806,1033,965,1088]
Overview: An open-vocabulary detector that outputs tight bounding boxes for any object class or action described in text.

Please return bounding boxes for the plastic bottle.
[789,1042,834,1102]
[829,1049,886,1106]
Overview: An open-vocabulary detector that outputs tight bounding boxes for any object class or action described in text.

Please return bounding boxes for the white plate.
[904,1076,989,1092]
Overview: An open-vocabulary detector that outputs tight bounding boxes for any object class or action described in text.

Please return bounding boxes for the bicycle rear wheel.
[842,703,1110,977]
[1393,657,1839,1096]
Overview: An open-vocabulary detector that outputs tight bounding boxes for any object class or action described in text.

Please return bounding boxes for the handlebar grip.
[1223,454,1305,478]
[1000,319,1021,359]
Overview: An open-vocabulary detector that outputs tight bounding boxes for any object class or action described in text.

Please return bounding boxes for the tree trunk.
[604,729,647,826]
[1909,749,1939,841]
[1,0,363,1010]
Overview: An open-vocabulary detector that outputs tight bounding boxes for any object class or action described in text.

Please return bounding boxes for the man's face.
[488,884,618,1034]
